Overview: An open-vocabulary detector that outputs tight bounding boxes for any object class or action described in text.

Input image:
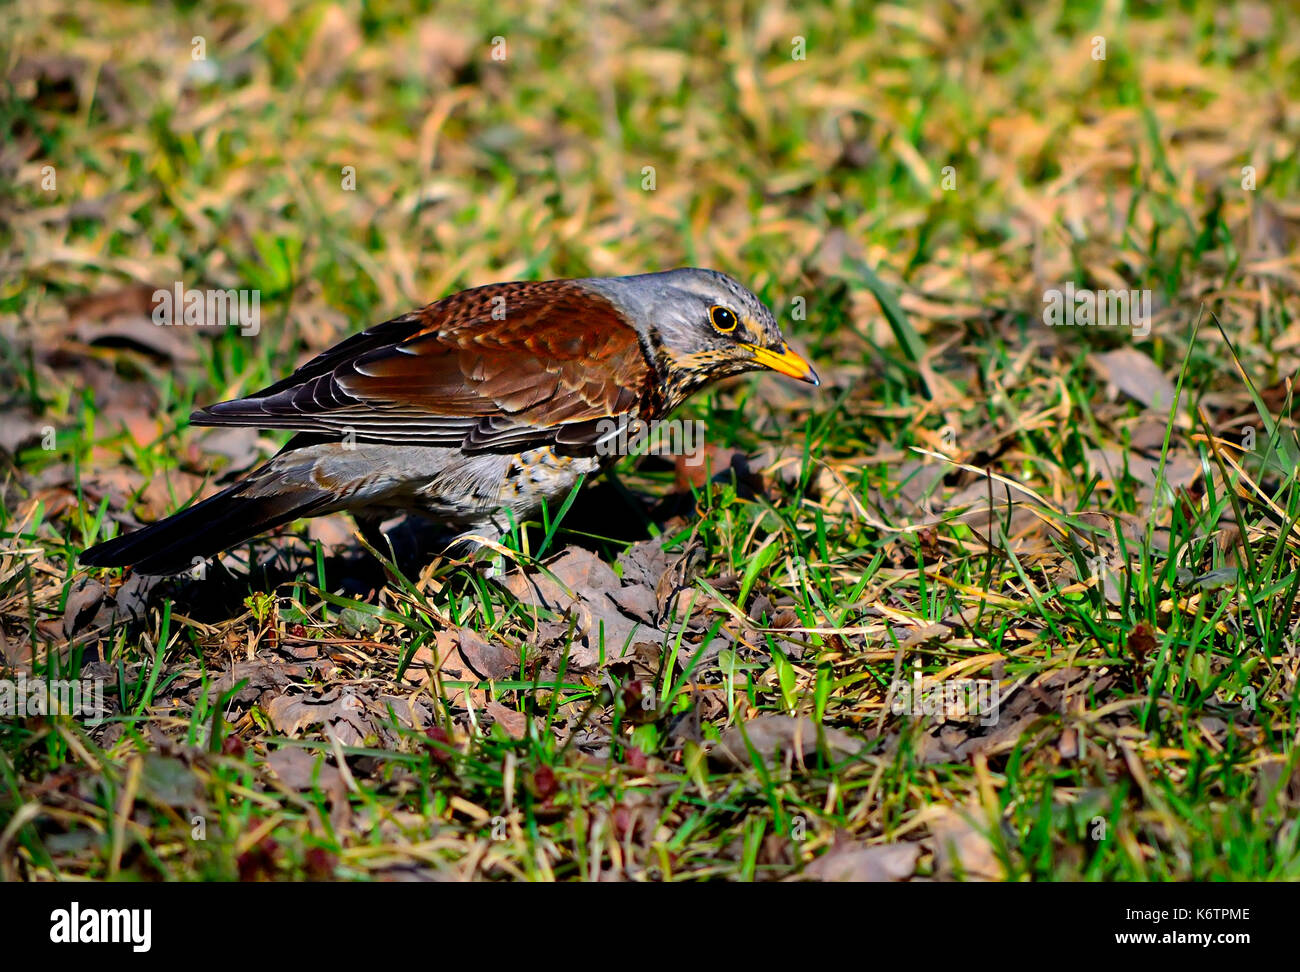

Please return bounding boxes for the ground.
[3,1,1300,881]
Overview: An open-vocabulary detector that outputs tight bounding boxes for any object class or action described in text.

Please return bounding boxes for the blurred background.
[7,1,1297,380]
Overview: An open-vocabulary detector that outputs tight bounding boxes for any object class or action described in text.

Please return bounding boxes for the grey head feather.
[575,267,784,354]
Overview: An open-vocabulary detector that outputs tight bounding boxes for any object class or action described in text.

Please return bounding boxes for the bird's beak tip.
[745,342,821,387]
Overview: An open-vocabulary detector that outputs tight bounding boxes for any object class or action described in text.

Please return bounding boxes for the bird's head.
[579,268,819,402]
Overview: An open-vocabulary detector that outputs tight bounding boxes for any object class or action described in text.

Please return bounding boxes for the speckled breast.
[497,447,607,516]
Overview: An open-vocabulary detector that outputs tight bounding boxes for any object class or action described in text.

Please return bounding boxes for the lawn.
[3,0,1300,881]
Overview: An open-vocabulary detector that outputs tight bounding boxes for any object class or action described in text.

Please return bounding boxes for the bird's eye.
[709,305,739,333]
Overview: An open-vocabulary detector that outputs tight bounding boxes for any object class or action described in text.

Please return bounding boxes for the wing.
[190,280,654,453]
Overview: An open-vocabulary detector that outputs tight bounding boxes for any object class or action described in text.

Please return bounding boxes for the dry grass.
[3,0,1300,881]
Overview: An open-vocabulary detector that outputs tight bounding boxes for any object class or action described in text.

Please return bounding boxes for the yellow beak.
[743,343,820,386]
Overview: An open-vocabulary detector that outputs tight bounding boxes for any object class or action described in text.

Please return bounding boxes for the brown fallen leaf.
[896,622,951,649]
[485,700,529,739]
[804,840,920,882]
[376,694,432,730]
[265,688,372,745]
[413,632,483,708]
[0,408,46,455]
[205,660,306,707]
[191,425,265,470]
[1090,348,1187,424]
[929,805,1003,881]
[710,715,864,770]
[455,627,519,680]
[1084,446,1199,500]
[63,578,108,639]
[264,747,345,794]
[89,463,208,522]
[67,285,201,366]
[65,283,157,321]
[139,754,202,809]
[615,536,674,590]
[607,582,657,623]
[498,546,657,668]
[500,546,621,609]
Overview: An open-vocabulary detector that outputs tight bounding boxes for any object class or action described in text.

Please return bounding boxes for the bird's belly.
[292,441,603,525]
[360,445,602,521]
[494,447,604,516]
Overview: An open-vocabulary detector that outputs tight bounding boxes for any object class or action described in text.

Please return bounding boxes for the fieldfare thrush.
[80,268,819,575]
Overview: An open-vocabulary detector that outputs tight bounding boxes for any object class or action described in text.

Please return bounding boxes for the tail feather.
[80,476,330,576]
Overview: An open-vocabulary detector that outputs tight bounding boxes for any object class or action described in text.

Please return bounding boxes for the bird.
[80,268,819,576]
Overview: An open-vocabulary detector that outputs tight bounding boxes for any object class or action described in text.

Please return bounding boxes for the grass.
[3,0,1300,881]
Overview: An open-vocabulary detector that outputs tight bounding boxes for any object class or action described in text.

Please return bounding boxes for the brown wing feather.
[192,281,652,452]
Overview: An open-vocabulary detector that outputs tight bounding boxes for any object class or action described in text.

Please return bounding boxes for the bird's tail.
[79,471,332,576]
